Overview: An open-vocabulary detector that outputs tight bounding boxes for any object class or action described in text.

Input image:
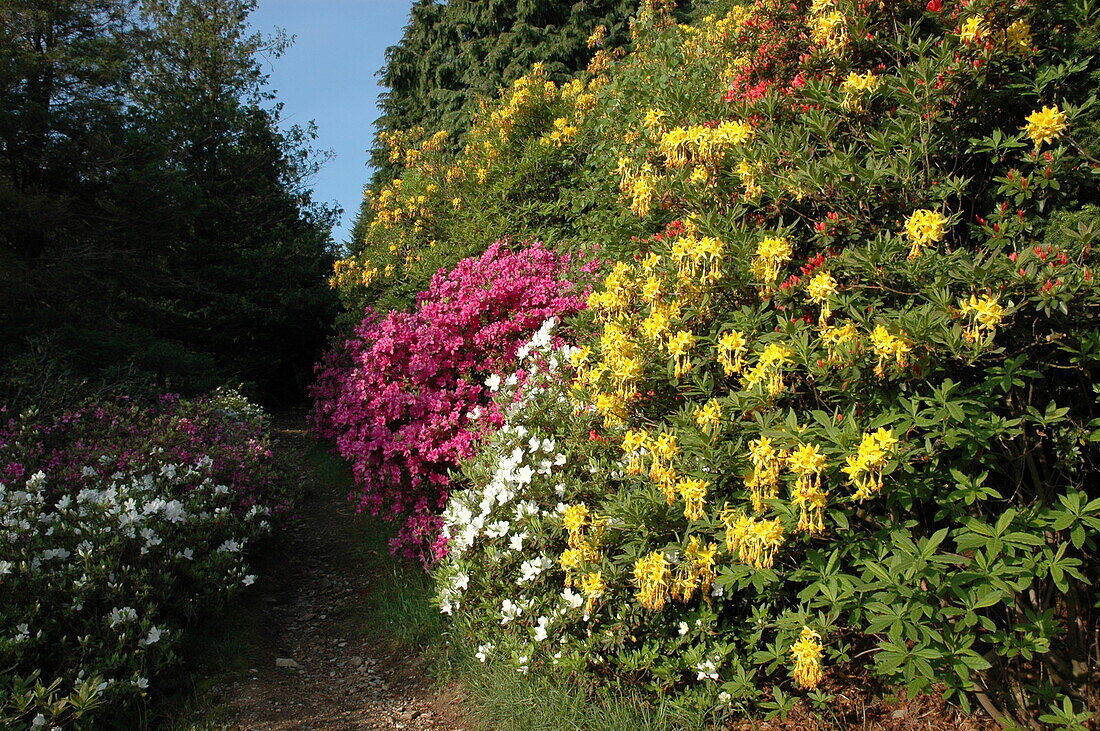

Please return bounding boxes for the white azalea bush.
[0,393,282,727]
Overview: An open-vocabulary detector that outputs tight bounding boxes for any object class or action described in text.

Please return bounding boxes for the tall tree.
[0,0,135,260]
[0,0,338,404]
[130,0,339,397]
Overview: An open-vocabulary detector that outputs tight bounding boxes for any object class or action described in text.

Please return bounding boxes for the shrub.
[311,241,595,565]
[435,0,1100,726]
[0,390,282,727]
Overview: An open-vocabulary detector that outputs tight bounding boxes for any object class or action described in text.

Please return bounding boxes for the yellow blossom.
[641,310,670,341]
[869,325,912,376]
[789,443,828,534]
[751,237,793,283]
[843,428,898,500]
[720,510,785,569]
[667,330,696,377]
[746,437,786,512]
[959,16,984,44]
[580,571,606,613]
[811,10,848,52]
[959,294,1006,340]
[1005,19,1033,53]
[807,270,838,323]
[904,209,947,259]
[563,504,590,547]
[717,330,748,375]
[839,71,879,111]
[643,108,668,131]
[676,535,718,601]
[742,343,794,396]
[791,627,825,688]
[622,428,650,454]
[1024,105,1068,149]
[653,432,679,461]
[694,400,722,434]
[677,478,709,520]
[633,552,671,610]
[650,464,680,503]
[840,71,879,94]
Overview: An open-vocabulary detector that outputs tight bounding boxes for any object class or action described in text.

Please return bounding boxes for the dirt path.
[201,414,474,730]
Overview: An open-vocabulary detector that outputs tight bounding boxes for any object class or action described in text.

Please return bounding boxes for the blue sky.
[248,0,414,247]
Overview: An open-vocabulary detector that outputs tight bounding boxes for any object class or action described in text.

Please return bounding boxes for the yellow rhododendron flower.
[580,571,606,613]
[840,70,879,94]
[959,16,984,43]
[693,399,722,434]
[789,443,828,534]
[622,428,650,454]
[717,330,748,375]
[843,428,898,500]
[1024,105,1068,149]
[633,551,671,610]
[807,270,838,323]
[810,10,848,52]
[904,209,947,259]
[677,478,708,520]
[563,504,589,546]
[678,535,718,601]
[653,432,679,461]
[643,108,668,131]
[742,342,793,396]
[746,437,786,512]
[791,627,825,688]
[1005,19,1032,53]
[959,294,1006,340]
[751,236,793,282]
[667,330,696,377]
[650,464,679,503]
[870,325,912,376]
[721,510,785,569]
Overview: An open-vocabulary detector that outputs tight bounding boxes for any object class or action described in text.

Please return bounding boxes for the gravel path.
[204,415,473,730]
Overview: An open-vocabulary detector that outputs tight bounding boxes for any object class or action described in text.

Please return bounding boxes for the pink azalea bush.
[311,241,594,565]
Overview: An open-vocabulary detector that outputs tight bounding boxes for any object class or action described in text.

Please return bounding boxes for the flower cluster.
[311,242,593,564]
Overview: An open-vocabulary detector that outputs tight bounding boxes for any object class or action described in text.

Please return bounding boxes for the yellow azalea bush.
[429,0,1100,727]
[333,61,626,315]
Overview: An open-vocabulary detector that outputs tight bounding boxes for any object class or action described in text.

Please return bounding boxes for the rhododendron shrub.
[0,389,282,726]
[311,242,593,565]
[429,0,1100,726]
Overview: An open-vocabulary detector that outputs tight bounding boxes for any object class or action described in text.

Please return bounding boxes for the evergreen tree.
[0,0,337,404]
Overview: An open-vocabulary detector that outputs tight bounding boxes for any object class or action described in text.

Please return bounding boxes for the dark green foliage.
[0,0,337,406]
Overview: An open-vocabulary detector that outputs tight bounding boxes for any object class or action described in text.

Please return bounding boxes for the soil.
[197,414,474,730]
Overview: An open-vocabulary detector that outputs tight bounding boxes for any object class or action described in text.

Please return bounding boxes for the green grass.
[452,654,713,731]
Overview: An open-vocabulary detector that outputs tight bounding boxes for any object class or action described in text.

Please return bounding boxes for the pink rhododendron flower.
[310,241,593,566]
